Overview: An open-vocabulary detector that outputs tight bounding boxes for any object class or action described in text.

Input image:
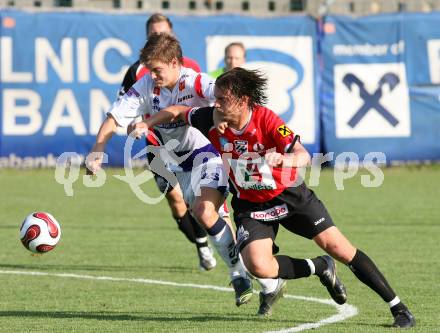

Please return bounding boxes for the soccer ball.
[20,212,61,253]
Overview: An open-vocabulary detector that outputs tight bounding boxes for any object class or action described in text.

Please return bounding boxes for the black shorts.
[232,183,335,252]
[147,148,175,195]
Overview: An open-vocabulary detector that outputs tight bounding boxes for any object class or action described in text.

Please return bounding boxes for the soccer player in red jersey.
[132,68,416,327]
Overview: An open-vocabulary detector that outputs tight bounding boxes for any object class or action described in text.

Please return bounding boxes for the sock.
[192,216,208,239]
[388,297,407,315]
[275,255,312,279]
[307,257,327,276]
[175,212,196,243]
[348,249,397,303]
[175,211,209,248]
[207,217,246,279]
[257,278,281,294]
[195,237,209,249]
[206,218,227,237]
[188,213,209,248]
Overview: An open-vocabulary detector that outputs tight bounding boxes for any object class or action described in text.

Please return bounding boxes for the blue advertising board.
[320,13,440,163]
[0,11,320,166]
[0,10,145,166]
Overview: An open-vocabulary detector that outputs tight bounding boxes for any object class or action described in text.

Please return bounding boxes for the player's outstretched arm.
[146,105,190,127]
[86,115,117,175]
[265,142,311,168]
[129,105,191,138]
[284,142,311,168]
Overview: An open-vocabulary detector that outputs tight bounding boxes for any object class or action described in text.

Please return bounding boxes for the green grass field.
[0,166,438,332]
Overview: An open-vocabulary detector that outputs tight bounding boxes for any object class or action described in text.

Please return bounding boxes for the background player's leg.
[156,175,214,270]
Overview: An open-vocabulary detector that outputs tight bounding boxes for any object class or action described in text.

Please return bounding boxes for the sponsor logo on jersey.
[228,158,277,190]
[242,183,276,190]
[179,80,186,91]
[127,87,140,97]
[314,217,325,226]
[277,124,292,137]
[250,204,289,221]
[157,121,186,129]
[177,94,194,103]
[152,96,160,111]
[234,140,248,154]
[153,86,160,95]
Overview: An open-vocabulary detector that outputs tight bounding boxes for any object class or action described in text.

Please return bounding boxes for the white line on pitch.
[0,269,358,333]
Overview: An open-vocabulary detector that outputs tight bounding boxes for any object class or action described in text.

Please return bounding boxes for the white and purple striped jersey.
[108,67,218,171]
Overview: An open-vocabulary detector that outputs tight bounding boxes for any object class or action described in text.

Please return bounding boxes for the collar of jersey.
[229,109,253,136]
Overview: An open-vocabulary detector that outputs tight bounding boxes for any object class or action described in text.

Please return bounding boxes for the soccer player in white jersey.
[117,13,214,272]
[86,33,253,307]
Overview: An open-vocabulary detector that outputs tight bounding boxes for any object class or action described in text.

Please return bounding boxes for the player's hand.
[265,151,284,167]
[213,108,228,134]
[85,151,104,176]
[128,121,149,139]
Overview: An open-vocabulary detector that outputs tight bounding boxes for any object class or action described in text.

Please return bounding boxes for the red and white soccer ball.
[20,212,61,253]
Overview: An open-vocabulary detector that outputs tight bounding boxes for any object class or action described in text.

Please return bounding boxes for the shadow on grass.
[353,320,393,328]
[0,224,150,230]
[0,263,195,274]
[0,310,302,324]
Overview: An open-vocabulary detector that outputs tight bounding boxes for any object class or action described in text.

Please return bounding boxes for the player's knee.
[191,200,215,224]
[319,241,354,264]
[166,188,185,206]
[245,257,275,278]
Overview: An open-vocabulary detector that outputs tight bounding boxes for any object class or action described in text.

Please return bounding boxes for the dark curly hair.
[215,68,268,107]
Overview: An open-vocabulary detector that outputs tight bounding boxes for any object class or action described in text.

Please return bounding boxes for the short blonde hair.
[140,33,183,66]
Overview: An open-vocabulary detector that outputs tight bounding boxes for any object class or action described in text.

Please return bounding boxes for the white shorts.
[175,156,229,217]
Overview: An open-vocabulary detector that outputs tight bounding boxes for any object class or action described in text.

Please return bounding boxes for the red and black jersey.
[186,105,298,202]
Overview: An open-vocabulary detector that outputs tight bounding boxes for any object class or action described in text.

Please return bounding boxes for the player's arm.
[282,140,311,168]
[265,137,311,168]
[88,79,148,174]
[131,105,215,140]
[147,105,190,126]
[263,111,311,168]
[128,105,190,138]
[186,106,215,137]
[86,115,117,175]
